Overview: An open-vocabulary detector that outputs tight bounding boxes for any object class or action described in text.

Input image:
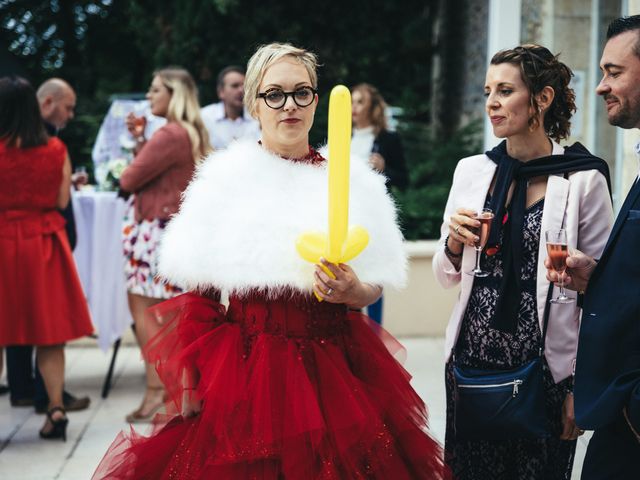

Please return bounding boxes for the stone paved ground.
[0,338,589,479]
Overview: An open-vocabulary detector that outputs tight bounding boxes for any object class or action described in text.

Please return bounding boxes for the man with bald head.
[6,78,90,414]
[37,78,76,134]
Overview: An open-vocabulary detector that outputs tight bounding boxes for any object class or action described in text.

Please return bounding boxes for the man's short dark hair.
[217,65,245,90]
[607,15,640,58]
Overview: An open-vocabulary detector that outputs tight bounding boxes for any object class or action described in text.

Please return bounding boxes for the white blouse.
[351,126,375,159]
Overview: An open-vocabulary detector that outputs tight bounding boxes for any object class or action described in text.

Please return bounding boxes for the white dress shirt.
[351,126,376,159]
[635,140,640,181]
[201,102,261,150]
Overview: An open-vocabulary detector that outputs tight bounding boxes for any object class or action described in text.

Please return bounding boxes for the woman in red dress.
[0,76,93,441]
[93,43,448,479]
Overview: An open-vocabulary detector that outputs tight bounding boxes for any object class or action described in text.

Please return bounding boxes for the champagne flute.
[132,116,146,140]
[467,207,494,277]
[72,166,89,190]
[545,229,574,304]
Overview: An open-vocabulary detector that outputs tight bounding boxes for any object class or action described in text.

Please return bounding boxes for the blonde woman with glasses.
[119,67,211,424]
[94,43,447,480]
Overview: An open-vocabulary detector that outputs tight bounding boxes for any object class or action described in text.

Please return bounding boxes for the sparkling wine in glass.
[468,207,494,277]
[133,116,146,138]
[72,166,89,190]
[545,229,574,304]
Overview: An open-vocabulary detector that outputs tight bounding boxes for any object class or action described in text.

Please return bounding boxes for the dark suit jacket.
[373,130,408,191]
[575,176,640,432]
[45,122,77,250]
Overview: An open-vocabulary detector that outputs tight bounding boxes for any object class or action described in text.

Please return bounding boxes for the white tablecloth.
[72,191,132,351]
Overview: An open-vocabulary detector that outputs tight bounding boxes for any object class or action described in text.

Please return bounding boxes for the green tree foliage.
[396,120,482,239]
[1,0,481,238]
[1,0,142,173]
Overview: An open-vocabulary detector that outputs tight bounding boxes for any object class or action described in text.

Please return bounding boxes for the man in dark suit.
[546,15,640,479]
[6,78,90,414]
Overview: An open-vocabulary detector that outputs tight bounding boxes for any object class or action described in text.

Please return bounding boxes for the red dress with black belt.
[92,146,449,479]
[0,138,93,345]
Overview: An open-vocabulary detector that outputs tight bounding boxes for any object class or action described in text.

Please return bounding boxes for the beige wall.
[383,241,459,338]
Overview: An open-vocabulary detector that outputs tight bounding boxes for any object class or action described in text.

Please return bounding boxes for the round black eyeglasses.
[257,87,317,109]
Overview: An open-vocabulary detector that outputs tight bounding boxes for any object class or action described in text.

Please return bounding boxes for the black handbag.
[453,284,554,440]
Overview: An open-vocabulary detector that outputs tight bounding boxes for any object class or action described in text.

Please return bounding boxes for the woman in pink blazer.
[119,68,212,424]
[433,45,613,479]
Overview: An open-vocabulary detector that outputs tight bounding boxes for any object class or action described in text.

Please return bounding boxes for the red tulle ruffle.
[92,291,449,479]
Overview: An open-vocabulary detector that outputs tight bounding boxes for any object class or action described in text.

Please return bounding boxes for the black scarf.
[485,140,611,333]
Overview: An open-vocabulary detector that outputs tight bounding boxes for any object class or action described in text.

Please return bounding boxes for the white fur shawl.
[158,139,407,295]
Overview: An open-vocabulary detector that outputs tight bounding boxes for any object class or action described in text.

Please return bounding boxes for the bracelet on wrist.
[444,235,463,258]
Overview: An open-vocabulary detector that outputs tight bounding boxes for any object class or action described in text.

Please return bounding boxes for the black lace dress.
[444,199,576,480]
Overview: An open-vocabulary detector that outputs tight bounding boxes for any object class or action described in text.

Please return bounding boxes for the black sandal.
[39,406,68,442]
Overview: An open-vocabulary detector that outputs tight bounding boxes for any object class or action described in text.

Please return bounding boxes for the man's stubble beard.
[608,99,640,129]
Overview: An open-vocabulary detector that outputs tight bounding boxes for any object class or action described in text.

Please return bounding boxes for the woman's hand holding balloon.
[313,258,382,309]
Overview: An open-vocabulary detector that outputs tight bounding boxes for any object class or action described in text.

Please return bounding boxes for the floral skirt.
[122,198,181,299]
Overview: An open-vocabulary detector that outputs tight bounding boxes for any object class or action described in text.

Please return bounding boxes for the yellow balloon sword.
[296,85,370,299]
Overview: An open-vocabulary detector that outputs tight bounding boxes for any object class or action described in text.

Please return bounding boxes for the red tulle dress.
[92,290,449,479]
[0,138,93,346]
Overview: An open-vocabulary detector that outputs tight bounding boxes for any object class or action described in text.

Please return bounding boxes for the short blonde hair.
[154,67,213,162]
[244,43,319,118]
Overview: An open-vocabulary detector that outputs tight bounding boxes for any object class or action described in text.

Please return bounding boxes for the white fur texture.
[158,139,407,295]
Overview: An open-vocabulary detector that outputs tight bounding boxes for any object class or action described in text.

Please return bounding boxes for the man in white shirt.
[201,66,260,149]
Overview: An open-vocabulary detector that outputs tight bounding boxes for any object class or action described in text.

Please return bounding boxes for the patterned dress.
[122,197,182,299]
[445,199,576,480]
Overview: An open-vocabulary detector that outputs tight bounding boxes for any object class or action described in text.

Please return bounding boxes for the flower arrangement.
[107,157,128,183]
[95,157,128,191]
[95,132,135,191]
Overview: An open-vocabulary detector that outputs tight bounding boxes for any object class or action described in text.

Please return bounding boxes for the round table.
[72,190,132,352]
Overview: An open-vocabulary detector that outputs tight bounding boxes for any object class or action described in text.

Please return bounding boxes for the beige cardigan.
[433,141,613,383]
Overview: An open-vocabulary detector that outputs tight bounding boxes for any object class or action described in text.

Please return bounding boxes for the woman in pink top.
[119,68,211,423]
[433,45,613,479]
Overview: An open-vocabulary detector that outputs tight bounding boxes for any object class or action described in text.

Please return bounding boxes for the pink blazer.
[120,123,195,222]
[433,141,613,382]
